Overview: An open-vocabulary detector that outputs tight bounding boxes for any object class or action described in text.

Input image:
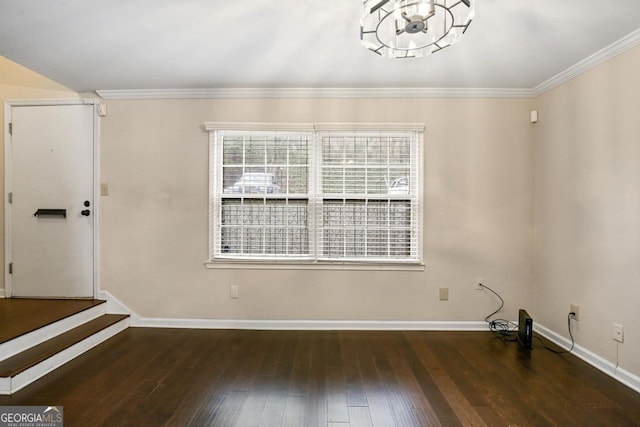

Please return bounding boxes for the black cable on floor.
[480,283,576,353]
[478,283,518,341]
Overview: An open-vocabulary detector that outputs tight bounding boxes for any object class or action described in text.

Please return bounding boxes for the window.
[207,123,423,264]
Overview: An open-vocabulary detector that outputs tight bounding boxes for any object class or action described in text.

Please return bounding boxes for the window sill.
[204,260,425,272]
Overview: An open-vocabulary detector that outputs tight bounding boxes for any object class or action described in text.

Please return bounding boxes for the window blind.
[315,131,420,261]
[212,130,313,259]
[209,125,422,263]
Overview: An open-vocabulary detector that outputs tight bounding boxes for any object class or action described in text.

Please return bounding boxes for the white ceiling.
[1,0,639,93]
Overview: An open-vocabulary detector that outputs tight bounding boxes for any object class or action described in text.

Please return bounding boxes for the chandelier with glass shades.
[360,0,475,58]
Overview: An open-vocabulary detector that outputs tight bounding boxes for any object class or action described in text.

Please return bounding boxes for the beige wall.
[4,40,637,382]
[5,43,638,380]
[533,45,640,377]
[0,55,78,294]
[99,97,534,321]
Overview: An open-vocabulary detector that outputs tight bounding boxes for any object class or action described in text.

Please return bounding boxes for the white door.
[7,103,96,298]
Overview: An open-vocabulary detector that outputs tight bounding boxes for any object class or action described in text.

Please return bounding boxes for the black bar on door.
[33,209,67,218]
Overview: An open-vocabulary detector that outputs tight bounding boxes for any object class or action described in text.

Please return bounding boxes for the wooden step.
[0,299,106,344]
[0,300,107,363]
[0,314,129,394]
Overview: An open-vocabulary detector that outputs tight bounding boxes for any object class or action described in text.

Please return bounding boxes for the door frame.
[4,99,100,298]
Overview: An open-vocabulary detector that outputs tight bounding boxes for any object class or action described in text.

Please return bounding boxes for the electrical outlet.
[476,277,484,290]
[439,287,449,301]
[230,285,239,299]
[613,323,624,343]
[570,304,580,321]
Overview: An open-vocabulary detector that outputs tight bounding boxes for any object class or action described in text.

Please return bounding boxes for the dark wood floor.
[0,298,104,343]
[1,328,639,426]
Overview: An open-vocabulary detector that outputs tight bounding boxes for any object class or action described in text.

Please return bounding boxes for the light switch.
[230,285,239,299]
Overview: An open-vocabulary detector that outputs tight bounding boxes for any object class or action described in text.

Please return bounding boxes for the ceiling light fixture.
[361,0,475,58]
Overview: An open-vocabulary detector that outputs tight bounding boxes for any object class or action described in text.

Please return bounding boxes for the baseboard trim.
[99,290,133,315]
[536,323,640,394]
[100,291,487,331]
[133,317,488,331]
[0,288,4,298]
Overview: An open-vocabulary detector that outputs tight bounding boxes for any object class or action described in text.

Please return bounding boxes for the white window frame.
[204,122,424,270]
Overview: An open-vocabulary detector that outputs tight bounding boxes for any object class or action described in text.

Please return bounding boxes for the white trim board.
[132,317,487,331]
[98,290,132,316]
[0,318,129,395]
[95,29,640,101]
[202,122,427,132]
[100,291,484,330]
[98,293,485,330]
[532,27,640,96]
[0,303,105,363]
[536,323,640,395]
[96,87,532,100]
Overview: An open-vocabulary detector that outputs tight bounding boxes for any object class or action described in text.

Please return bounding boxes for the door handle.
[82,200,91,216]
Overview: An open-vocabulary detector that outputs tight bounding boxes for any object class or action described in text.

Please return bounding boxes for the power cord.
[479,282,576,353]
[478,283,518,341]
[533,312,575,354]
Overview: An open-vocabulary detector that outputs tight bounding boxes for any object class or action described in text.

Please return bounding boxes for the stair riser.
[0,318,129,395]
[0,304,106,363]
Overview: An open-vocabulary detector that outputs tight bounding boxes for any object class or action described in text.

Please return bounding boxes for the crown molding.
[532,28,640,97]
[95,29,640,101]
[96,87,533,100]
